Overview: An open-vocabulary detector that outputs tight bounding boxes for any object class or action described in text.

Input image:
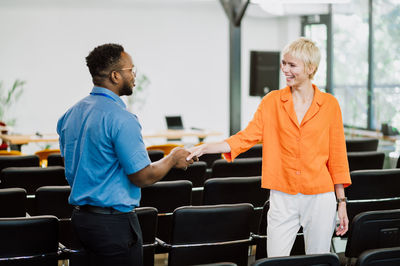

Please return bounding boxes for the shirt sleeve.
[224,97,266,162]
[113,115,151,175]
[327,98,352,187]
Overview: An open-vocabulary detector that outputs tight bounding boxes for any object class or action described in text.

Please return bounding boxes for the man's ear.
[110,71,120,84]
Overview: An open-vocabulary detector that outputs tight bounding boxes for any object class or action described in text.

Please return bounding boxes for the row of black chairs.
[2,201,400,266]
[1,150,392,187]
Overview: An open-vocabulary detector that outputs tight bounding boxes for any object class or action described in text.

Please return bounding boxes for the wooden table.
[0,134,59,150]
[1,130,223,150]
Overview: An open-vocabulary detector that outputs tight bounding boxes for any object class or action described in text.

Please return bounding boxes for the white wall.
[0,1,302,152]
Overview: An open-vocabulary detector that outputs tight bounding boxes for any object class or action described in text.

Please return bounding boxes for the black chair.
[0,155,40,173]
[0,166,67,195]
[347,151,385,172]
[344,209,400,263]
[346,138,379,152]
[237,144,262,158]
[254,201,305,260]
[147,150,164,162]
[251,253,340,266]
[47,153,64,166]
[163,203,254,266]
[344,169,400,236]
[347,198,400,232]
[356,247,400,266]
[397,157,400,168]
[202,176,269,233]
[140,180,192,248]
[0,188,27,217]
[346,169,400,201]
[0,215,59,266]
[163,161,207,187]
[136,207,158,266]
[0,166,67,215]
[35,186,76,249]
[199,153,222,168]
[211,158,262,178]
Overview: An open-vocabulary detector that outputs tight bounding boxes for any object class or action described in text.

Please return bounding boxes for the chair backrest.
[237,144,262,159]
[0,188,27,218]
[211,158,262,178]
[140,180,193,244]
[0,215,59,266]
[255,200,305,260]
[0,155,40,173]
[203,177,269,233]
[147,150,164,162]
[356,247,400,266]
[346,169,400,200]
[345,209,400,258]
[140,180,192,213]
[347,198,400,229]
[203,176,268,207]
[35,186,72,219]
[163,161,207,187]
[136,207,158,266]
[347,151,385,172]
[346,138,379,152]
[47,153,64,166]
[0,166,67,194]
[168,203,254,266]
[252,253,340,266]
[199,153,223,168]
[0,150,23,156]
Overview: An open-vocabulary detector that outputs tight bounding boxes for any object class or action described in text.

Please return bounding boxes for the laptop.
[165,116,184,130]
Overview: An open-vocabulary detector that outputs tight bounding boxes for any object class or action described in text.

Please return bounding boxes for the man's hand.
[170,147,197,169]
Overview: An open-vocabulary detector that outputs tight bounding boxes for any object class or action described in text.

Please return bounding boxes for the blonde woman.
[187,37,351,257]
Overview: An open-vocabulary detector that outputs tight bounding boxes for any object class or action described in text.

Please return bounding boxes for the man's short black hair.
[86,43,124,78]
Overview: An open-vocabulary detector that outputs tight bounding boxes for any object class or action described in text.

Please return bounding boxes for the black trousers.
[71,209,143,266]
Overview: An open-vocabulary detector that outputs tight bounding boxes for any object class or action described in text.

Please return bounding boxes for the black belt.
[74,205,131,215]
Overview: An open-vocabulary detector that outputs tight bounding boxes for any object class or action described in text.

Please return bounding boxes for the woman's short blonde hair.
[282,37,321,80]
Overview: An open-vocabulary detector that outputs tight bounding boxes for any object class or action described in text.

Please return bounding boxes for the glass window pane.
[373,0,400,131]
[304,24,327,92]
[332,0,369,128]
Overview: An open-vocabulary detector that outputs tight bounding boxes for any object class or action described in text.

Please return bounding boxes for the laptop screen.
[165,116,184,130]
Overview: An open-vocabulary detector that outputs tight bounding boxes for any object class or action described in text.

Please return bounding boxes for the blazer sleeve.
[224,97,266,162]
[327,98,351,187]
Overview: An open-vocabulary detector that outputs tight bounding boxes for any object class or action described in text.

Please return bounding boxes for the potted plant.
[0,79,25,127]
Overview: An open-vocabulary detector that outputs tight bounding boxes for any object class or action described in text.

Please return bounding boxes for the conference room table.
[0,130,223,150]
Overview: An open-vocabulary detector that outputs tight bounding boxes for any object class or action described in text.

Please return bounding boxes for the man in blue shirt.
[57,43,194,266]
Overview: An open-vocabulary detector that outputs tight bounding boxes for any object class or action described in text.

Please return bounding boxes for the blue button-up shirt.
[57,86,150,212]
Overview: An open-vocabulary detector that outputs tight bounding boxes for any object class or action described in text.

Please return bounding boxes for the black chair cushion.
[346,139,379,152]
[346,169,400,200]
[0,155,40,173]
[0,188,27,218]
[162,161,207,187]
[211,158,262,178]
[347,152,385,172]
[0,166,67,194]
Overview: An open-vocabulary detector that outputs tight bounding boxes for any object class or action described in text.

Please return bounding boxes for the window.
[332,0,369,128]
[372,0,400,131]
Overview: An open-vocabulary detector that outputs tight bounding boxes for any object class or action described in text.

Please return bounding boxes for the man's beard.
[119,79,134,96]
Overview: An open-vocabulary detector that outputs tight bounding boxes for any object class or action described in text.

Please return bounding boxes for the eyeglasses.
[117,66,137,75]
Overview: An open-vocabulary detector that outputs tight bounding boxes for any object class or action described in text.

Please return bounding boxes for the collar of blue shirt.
[91,86,126,109]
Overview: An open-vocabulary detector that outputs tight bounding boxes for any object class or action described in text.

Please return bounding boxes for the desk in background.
[0,134,59,151]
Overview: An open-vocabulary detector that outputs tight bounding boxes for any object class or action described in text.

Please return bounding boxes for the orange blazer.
[225,85,351,195]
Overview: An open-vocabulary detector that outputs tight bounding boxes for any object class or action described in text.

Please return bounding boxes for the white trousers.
[267,190,337,257]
